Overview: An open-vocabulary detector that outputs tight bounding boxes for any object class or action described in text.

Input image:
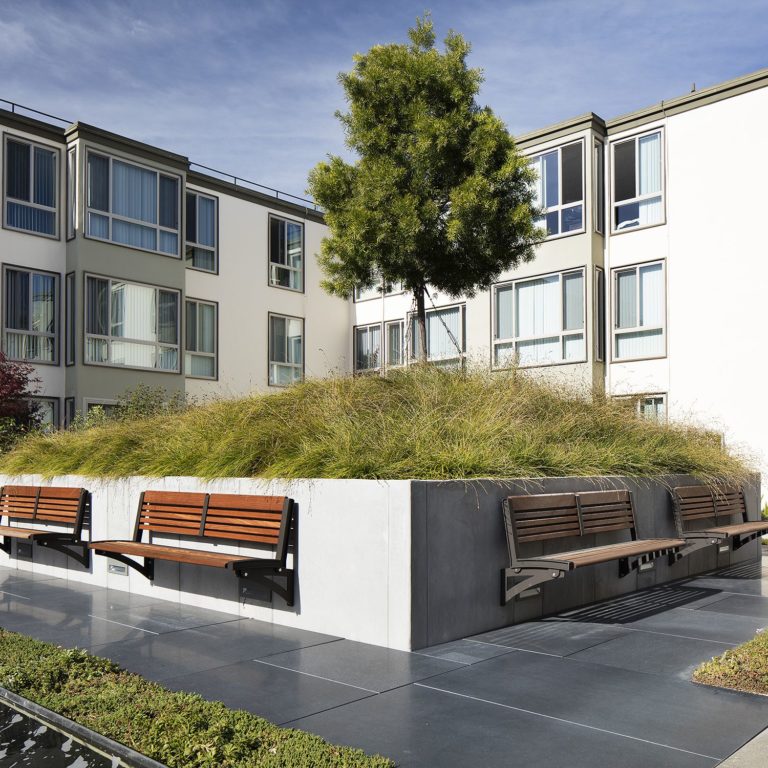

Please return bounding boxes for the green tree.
[308,16,543,362]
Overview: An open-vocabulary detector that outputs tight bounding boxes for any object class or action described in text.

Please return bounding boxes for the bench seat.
[538,537,685,570]
[0,525,50,540]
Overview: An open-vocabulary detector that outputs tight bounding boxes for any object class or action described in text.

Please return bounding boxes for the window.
[185,299,217,378]
[85,275,179,371]
[593,140,604,234]
[637,394,666,421]
[4,136,57,237]
[530,141,583,238]
[595,266,605,363]
[66,147,76,240]
[269,216,303,291]
[410,305,465,366]
[493,269,585,368]
[386,320,405,367]
[185,191,217,271]
[3,267,58,363]
[65,272,75,365]
[354,279,404,302]
[613,261,665,360]
[354,323,382,373]
[64,397,75,428]
[31,397,59,431]
[269,314,303,385]
[612,130,663,231]
[86,152,180,256]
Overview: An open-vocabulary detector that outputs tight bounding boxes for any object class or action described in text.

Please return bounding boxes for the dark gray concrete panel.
[258,639,463,693]
[569,630,734,679]
[623,607,768,644]
[291,681,716,768]
[470,619,629,656]
[90,620,339,681]
[412,638,515,665]
[697,593,768,619]
[421,651,768,759]
[86,600,238,633]
[163,659,374,725]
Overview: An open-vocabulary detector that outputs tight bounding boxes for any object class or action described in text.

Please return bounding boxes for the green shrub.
[693,628,768,695]
[0,629,392,767]
[0,366,751,482]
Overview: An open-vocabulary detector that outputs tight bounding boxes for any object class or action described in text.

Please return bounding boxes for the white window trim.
[185,190,218,273]
[83,273,181,373]
[3,133,60,240]
[268,312,304,387]
[385,319,405,368]
[353,322,383,374]
[408,303,466,366]
[492,267,587,370]
[2,265,59,365]
[184,298,218,380]
[529,139,585,241]
[610,128,665,234]
[84,149,181,258]
[611,259,667,363]
[268,214,304,293]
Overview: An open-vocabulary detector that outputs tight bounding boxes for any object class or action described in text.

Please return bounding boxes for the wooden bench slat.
[208,494,286,512]
[204,516,281,529]
[90,540,253,568]
[142,491,208,505]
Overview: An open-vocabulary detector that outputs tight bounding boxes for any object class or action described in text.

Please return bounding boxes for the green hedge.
[0,629,393,767]
[693,628,768,695]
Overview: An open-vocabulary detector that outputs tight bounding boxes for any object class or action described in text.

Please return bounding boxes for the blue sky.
[2,0,766,198]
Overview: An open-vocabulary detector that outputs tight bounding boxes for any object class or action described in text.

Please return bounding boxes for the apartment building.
[0,106,351,425]
[3,66,768,475]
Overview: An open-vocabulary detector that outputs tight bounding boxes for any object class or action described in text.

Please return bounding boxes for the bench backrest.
[671,485,746,532]
[0,486,90,539]
[503,490,636,563]
[135,491,294,564]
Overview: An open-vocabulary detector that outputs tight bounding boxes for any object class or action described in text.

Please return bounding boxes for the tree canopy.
[308,16,543,360]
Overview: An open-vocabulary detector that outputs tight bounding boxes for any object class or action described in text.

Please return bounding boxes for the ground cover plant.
[693,629,768,695]
[0,366,750,482]
[0,628,392,768]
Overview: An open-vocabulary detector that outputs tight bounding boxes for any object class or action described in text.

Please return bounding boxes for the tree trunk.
[414,285,428,364]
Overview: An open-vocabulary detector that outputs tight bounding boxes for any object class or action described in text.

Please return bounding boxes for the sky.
[2,0,766,199]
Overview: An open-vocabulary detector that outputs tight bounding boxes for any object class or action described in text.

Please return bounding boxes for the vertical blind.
[615,263,664,358]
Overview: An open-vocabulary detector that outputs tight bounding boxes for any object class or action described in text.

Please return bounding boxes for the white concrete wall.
[0,474,413,650]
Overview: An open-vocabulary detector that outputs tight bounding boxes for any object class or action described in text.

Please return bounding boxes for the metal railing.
[1,98,324,214]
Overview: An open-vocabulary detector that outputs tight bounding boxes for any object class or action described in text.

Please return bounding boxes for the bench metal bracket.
[36,535,91,568]
[670,536,721,564]
[235,563,294,607]
[0,538,10,556]
[500,567,563,605]
[93,550,154,580]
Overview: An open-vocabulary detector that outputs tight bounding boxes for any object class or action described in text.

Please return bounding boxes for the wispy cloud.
[3,0,767,195]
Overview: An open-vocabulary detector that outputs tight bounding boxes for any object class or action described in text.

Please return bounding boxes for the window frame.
[353,322,383,374]
[593,139,605,235]
[65,271,75,366]
[184,297,218,380]
[268,312,304,387]
[491,267,588,370]
[529,139,585,241]
[385,320,405,368]
[66,146,77,241]
[83,272,181,373]
[185,189,219,274]
[84,148,182,258]
[610,128,665,234]
[594,266,605,363]
[2,264,60,366]
[2,132,60,240]
[408,303,466,367]
[611,259,667,363]
[30,396,60,430]
[614,393,668,423]
[268,214,305,293]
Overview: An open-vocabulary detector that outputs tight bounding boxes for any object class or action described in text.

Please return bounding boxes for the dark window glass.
[596,268,605,362]
[561,143,582,205]
[86,277,109,335]
[5,269,30,330]
[185,300,197,351]
[158,291,178,344]
[159,176,178,229]
[186,193,197,242]
[614,140,636,202]
[87,154,109,212]
[6,140,30,201]
[34,147,55,207]
[270,217,283,264]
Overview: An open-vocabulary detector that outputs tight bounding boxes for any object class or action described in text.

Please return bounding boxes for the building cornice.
[0,108,66,143]
[515,113,607,150]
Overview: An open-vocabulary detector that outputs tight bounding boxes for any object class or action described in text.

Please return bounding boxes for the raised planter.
[0,474,760,650]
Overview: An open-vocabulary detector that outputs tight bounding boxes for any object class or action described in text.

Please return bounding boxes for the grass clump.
[0,628,392,767]
[693,629,768,695]
[0,366,751,481]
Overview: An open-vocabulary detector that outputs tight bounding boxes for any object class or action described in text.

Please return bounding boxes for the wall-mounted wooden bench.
[671,484,768,559]
[0,486,91,567]
[501,489,684,604]
[89,491,295,606]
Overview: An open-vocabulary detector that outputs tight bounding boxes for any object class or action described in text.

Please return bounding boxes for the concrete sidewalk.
[2,559,768,767]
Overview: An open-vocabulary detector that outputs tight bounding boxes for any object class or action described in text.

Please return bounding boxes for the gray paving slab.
[470,618,629,656]
[412,637,515,665]
[418,650,768,759]
[90,619,339,681]
[162,658,375,725]
[697,593,768,620]
[622,606,768,644]
[85,600,239,633]
[681,577,768,597]
[291,679,717,768]
[718,726,768,767]
[569,629,734,679]
[258,638,463,693]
